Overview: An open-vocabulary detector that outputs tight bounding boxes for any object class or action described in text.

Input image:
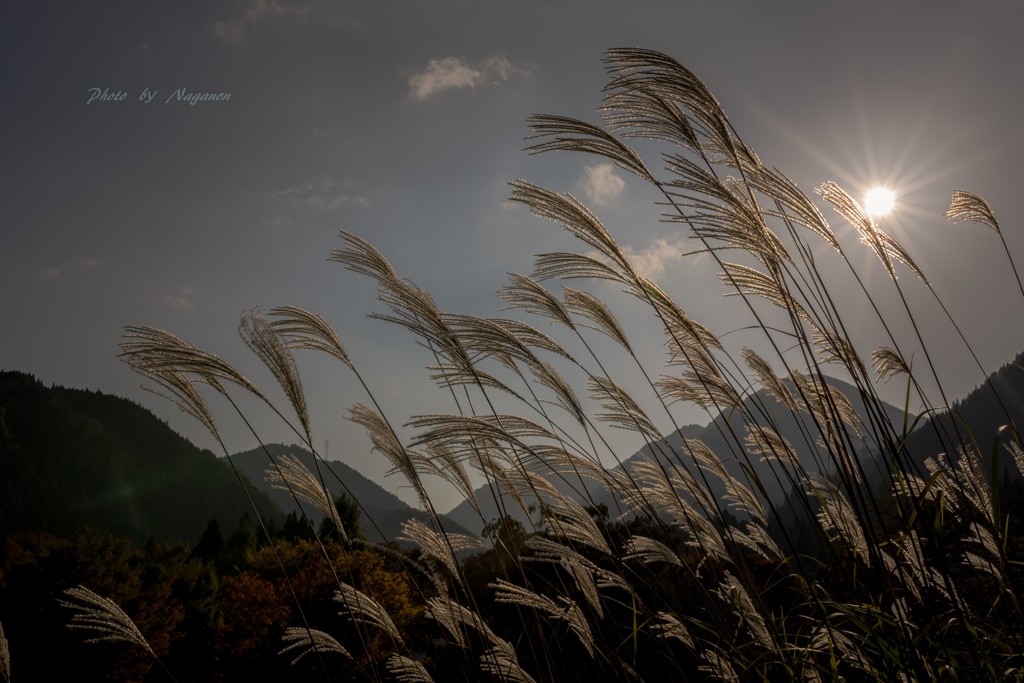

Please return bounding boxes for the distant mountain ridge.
[622,374,912,502]
[0,370,282,544]
[444,358,1024,536]
[229,443,474,542]
[443,375,911,534]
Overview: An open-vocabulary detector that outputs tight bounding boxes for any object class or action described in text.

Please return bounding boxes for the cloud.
[39,268,62,280]
[211,1,362,44]
[166,295,195,311]
[623,239,690,279]
[408,56,521,101]
[271,178,368,210]
[586,237,692,281]
[78,258,100,268]
[578,163,625,206]
[211,0,312,43]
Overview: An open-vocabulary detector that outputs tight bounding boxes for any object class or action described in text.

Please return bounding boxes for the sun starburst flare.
[864,187,895,216]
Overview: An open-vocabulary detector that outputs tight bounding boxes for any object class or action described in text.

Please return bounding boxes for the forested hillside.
[0,371,282,544]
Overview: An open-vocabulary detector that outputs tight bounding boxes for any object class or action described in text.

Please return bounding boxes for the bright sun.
[864,187,895,217]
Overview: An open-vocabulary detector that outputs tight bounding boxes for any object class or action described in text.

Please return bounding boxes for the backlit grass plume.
[59,586,154,656]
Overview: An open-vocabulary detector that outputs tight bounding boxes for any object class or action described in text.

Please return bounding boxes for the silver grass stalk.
[719,261,810,323]
[525,537,606,616]
[240,309,312,443]
[532,250,632,284]
[1005,440,1024,478]
[526,360,587,426]
[744,425,800,469]
[427,597,502,650]
[746,165,842,253]
[0,621,9,683]
[893,472,930,504]
[946,189,1000,233]
[650,612,694,649]
[523,114,656,184]
[623,535,683,568]
[520,444,615,489]
[715,571,774,650]
[726,523,783,563]
[123,352,223,443]
[417,444,481,517]
[662,160,789,265]
[498,273,577,329]
[810,475,871,564]
[625,456,716,520]
[509,180,637,281]
[491,579,595,657]
[656,370,741,413]
[265,453,345,540]
[333,582,403,646]
[587,375,663,442]
[923,454,963,521]
[816,181,895,281]
[479,646,538,683]
[871,346,911,384]
[956,446,995,527]
[699,648,740,683]
[348,403,431,511]
[682,437,766,523]
[639,278,723,354]
[386,655,435,683]
[948,189,1024,300]
[542,493,613,555]
[812,327,866,376]
[279,627,351,665]
[964,552,1003,582]
[267,305,353,368]
[967,521,1001,562]
[398,518,484,579]
[120,325,265,402]
[808,624,878,677]
[742,347,799,413]
[562,287,633,352]
[59,586,154,657]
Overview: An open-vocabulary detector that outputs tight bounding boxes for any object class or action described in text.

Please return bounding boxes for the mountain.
[623,375,911,504]
[0,371,282,544]
[229,444,475,542]
[901,352,1024,476]
[443,376,910,534]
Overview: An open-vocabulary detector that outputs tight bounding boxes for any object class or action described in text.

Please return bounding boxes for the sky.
[4,1,1024,512]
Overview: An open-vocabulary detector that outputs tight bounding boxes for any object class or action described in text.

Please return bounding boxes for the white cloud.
[585,237,693,281]
[621,238,689,279]
[408,56,521,101]
[271,178,368,210]
[578,163,625,206]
